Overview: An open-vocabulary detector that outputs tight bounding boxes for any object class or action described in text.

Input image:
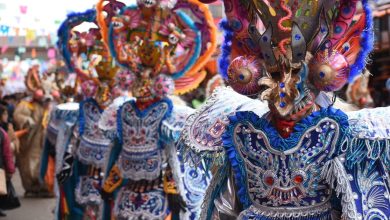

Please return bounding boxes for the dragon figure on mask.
[95,0,217,219]
[178,0,390,219]
[53,3,134,219]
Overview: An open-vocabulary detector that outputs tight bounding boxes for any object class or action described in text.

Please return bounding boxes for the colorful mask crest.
[219,0,373,120]
[53,1,217,220]
[93,1,218,219]
[54,5,132,220]
[97,0,217,99]
[58,7,123,107]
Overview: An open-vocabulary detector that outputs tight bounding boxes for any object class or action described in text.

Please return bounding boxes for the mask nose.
[43,94,52,102]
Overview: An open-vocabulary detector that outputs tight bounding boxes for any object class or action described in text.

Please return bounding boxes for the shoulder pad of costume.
[178,86,269,167]
[346,106,390,141]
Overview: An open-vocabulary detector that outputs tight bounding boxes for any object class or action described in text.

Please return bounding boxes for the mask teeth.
[144,0,154,6]
[291,91,311,115]
[296,100,304,113]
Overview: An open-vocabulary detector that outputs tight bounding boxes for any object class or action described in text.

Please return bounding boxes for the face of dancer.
[1,111,8,124]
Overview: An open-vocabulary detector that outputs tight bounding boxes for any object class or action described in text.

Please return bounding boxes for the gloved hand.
[56,152,74,184]
[101,165,123,201]
[102,165,123,194]
[167,193,187,216]
[100,188,114,201]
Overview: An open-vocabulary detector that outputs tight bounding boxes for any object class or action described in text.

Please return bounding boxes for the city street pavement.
[3,170,55,220]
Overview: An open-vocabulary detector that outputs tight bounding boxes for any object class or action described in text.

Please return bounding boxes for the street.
[3,170,55,220]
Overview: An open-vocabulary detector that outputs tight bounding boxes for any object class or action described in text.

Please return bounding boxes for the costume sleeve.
[174,87,268,219]
[58,122,78,174]
[177,87,268,168]
[343,106,390,170]
[161,104,217,219]
[320,107,390,219]
[1,128,15,174]
[198,163,241,220]
[160,103,194,186]
[211,172,241,220]
[39,137,53,182]
[322,154,390,219]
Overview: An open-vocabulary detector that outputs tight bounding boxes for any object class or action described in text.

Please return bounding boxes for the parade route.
[3,170,55,220]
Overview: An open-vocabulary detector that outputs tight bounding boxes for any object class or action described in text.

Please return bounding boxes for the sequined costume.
[39,62,81,211]
[96,0,217,219]
[41,102,79,219]
[179,0,390,219]
[54,5,132,219]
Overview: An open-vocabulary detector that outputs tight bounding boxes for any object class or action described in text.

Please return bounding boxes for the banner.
[38,37,48,47]
[31,48,37,58]
[19,5,28,14]
[26,29,36,42]
[14,27,20,36]
[17,47,26,54]
[0,25,51,38]
[47,48,56,59]
[1,45,8,54]
[0,25,10,34]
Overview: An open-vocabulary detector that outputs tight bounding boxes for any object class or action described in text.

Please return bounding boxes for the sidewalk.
[3,170,55,220]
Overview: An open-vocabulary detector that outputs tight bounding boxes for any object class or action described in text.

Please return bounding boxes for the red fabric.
[44,156,55,193]
[274,118,296,138]
[0,128,15,174]
[136,98,161,111]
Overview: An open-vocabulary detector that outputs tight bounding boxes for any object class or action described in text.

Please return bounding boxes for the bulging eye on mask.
[227,56,265,98]
[215,0,373,121]
[308,50,350,92]
[226,49,350,119]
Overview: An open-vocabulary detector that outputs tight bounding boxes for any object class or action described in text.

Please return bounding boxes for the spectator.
[0,104,20,154]
[1,95,18,123]
[0,105,16,217]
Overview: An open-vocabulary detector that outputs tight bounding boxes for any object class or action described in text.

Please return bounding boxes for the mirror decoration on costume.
[53,3,134,219]
[49,0,217,219]
[178,0,390,220]
[95,0,217,219]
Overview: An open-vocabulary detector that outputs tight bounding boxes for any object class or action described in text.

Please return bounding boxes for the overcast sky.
[0,0,135,36]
